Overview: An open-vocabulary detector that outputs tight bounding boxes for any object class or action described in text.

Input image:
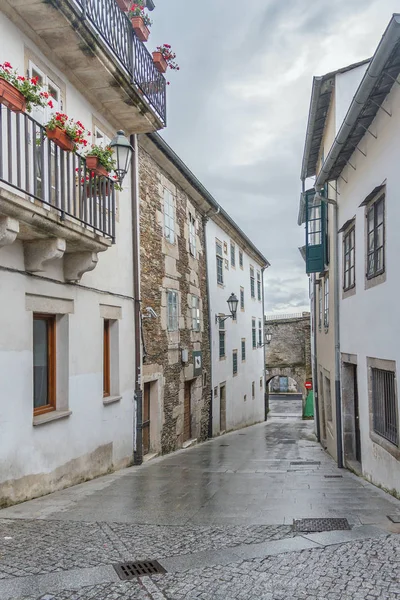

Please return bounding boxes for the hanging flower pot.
[152,52,167,74]
[46,126,76,152]
[0,78,26,113]
[86,156,109,177]
[131,16,150,42]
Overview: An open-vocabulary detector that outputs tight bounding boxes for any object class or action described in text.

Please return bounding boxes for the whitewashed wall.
[337,71,400,493]
[206,219,265,435]
[0,13,136,504]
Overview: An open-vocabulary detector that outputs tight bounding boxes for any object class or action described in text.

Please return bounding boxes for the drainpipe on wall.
[131,134,143,466]
[312,273,321,442]
[202,214,213,438]
[261,267,268,421]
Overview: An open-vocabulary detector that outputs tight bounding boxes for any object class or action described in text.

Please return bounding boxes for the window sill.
[103,395,122,406]
[33,410,72,427]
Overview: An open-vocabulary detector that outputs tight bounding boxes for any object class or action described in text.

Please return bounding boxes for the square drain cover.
[293,518,351,533]
[324,475,343,479]
[387,514,400,523]
[290,461,320,466]
[114,560,166,580]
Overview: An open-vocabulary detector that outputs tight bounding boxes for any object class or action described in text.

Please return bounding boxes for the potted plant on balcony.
[45,113,89,152]
[0,62,54,113]
[84,144,116,177]
[128,3,152,42]
[152,44,179,74]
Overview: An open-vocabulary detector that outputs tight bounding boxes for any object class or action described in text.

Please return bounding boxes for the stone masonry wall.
[138,143,211,455]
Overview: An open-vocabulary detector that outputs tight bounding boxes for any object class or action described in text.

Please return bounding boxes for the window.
[103,320,111,397]
[33,314,56,415]
[240,287,245,310]
[191,295,200,331]
[230,241,236,267]
[324,276,329,329]
[164,189,175,244]
[257,271,262,301]
[28,60,61,124]
[258,320,262,347]
[343,227,355,290]
[250,267,255,298]
[260,377,263,389]
[189,213,196,257]
[239,250,243,269]
[252,318,256,349]
[241,339,246,361]
[372,368,398,446]
[94,125,111,149]
[367,195,385,278]
[233,350,238,375]
[216,240,224,285]
[318,282,323,330]
[167,290,178,331]
[252,382,255,399]
[324,376,333,423]
[219,318,225,359]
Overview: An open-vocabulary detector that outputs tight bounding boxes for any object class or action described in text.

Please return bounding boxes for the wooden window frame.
[239,249,244,269]
[103,319,111,397]
[230,241,236,268]
[216,240,224,285]
[240,287,245,311]
[250,266,255,298]
[343,226,355,291]
[366,195,385,279]
[252,318,257,349]
[33,313,56,416]
[232,350,238,376]
[257,271,262,301]
[167,290,179,332]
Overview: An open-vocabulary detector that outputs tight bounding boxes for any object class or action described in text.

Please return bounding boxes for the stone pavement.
[1,415,400,599]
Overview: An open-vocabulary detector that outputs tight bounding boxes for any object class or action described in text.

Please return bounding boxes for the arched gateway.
[264,313,312,413]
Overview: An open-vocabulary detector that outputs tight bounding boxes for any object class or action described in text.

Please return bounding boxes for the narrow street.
[1,410,400,600]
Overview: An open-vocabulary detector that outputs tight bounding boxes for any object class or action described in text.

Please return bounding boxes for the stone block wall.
[138,143,211,455]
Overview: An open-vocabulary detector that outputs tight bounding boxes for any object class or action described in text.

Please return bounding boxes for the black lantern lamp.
[109,130,134,185]
[258,328,272,348]
[215,293,239,324]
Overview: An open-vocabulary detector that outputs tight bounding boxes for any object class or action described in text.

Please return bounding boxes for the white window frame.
[216,240,224,285]
[164,189,175,244]
[230,241,236,267]
[167,290,179,331]
[191,295,200,331]
[250,266,255,298]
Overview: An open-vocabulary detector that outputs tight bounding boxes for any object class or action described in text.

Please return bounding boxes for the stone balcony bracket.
[64,251,98,283]
[0,216,19,248]
[24,238,66,273]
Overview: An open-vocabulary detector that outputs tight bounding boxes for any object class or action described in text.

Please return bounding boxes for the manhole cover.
[292,518,351,533]
[114,560,166,580]
[324,475,343,479]
[280,440,296,444]
[387,514,400,523]
[290,461,320,466]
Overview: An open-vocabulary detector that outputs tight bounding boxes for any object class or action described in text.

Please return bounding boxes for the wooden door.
[183,382,191,442]
[220,384,226,432]
[143,383,150,455]
[353,366,361,463]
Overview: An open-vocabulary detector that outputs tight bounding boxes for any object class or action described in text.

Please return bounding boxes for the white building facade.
[0,1,167,505]
[206,217,269,435]
[300,14,400,494]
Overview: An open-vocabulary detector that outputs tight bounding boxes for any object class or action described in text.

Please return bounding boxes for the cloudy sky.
[150,0,399,314]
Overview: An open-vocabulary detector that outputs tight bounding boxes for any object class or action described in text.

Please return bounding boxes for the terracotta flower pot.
[131,17,150,42]
[152,52,167,74]
[115,0,130,10]
[0,78,26,113]
[46,126,75,152]
[86,156,109,177]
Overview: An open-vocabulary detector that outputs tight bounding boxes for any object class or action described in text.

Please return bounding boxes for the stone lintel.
[0,216,19,248]
[64,252,98,283]
[24,238,66,272]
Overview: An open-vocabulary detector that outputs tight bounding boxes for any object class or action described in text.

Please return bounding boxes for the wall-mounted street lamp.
[215,293,239,325]
[258,329,272,348]
[109,130,134,185]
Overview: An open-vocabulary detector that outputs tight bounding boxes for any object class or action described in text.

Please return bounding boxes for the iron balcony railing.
[0,107,116,241]
[73,0,166,124]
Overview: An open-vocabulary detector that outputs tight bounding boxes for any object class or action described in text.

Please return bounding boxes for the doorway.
[143,382,150,455]
[220,384,226,432]
[183,381,192,442]
[342,360,361,469]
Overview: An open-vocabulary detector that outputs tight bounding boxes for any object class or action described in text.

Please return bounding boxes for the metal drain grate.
[324,475,343,479]
[280,440,296,444]
[114,560,166,580]
[290,461,320,466]
[220,444,229,447]
[293,518,351,533]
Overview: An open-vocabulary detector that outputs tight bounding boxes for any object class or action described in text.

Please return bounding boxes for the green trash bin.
[303,390,314,419]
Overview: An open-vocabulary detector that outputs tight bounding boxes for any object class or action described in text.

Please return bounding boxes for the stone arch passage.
[264,313,312,416]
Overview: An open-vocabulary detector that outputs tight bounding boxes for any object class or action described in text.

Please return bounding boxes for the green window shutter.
[305,188,327,274]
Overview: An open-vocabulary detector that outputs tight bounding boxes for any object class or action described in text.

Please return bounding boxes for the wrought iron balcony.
[0,107,116,243]
[73,0,167,125]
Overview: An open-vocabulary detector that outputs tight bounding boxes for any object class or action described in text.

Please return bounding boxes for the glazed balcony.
[0,107,115,281]
[3,0,166,132]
